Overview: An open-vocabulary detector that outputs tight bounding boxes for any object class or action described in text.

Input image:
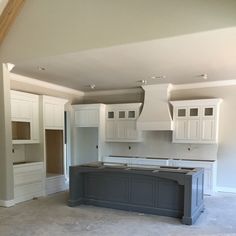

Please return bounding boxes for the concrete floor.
[0,192,236,236]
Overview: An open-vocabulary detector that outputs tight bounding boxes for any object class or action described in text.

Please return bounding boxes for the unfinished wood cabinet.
[45,130,64,175]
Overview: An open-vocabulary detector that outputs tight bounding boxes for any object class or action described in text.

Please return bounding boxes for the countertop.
[108,155,216,162]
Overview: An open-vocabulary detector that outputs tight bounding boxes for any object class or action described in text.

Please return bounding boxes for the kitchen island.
[68,162,204,225]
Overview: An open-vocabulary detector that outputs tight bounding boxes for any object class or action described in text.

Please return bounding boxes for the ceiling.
[12,27,236,91]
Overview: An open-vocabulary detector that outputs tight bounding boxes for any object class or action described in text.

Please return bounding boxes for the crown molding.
[10,73,84,97]
[85,88,142,97]
[172,80,236,90]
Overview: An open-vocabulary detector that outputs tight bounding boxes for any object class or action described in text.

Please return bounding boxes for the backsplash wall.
[105,131,218,160]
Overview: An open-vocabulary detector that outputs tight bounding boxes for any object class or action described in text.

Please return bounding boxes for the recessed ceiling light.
[200,74,208,80]
[37,66,46,71]
[89,84,96,89]
[151,75,166,79]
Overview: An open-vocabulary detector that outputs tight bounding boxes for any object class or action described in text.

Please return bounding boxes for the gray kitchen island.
[68,162,204,225]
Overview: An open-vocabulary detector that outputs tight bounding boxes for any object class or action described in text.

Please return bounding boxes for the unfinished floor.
[0,192,236,236]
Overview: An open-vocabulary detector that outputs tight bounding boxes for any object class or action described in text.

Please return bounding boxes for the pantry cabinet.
[11,90,39,144]
[170,99,222,144]
[105,103,143,142]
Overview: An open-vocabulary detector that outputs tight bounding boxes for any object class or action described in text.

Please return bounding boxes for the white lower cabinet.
[170,159,217,195]
[46,175,68,195]
[103,156,216,195]
[14,162,44,204]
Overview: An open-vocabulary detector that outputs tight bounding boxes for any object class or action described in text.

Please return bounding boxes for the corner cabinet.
[11,90,39,144]
[170,99,222,144]
[105,103,143,142]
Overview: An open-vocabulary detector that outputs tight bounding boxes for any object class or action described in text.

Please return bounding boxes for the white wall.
[106,131,218,161]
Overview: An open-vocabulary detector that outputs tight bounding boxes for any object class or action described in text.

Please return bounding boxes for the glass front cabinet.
[171,99,222,144]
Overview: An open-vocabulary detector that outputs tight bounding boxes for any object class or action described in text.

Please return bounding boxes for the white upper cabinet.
[170,99,222,144]
[11,90,39,144]
[73,104,100,127]
[43,96,68,130]
[105,103,143,142]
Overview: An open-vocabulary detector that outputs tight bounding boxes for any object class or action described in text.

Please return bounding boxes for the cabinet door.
[126,121,140,140]
[44,103,54,128]
[116,121,127,139]
[75,109,99,127]
[11,99,32,120]
[106,120,116,140]
[45,103,64,129]
[175,119,188,140]
[54,105,64,128]
[201,119,215,141]
[188,119,200,140]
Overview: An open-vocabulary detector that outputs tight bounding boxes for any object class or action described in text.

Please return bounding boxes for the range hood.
[137,84,173,131]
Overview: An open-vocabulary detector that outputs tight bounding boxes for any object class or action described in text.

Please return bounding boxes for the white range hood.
[137,84,173,131]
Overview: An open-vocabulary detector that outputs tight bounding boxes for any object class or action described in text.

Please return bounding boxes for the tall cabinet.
[11,90,44,204]
[72,104,106,165]
[41,96,68,195]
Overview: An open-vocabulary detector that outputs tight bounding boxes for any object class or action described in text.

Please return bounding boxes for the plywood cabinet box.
[11,90,39,144]
[170,99,222,144]
[105,103,143,142]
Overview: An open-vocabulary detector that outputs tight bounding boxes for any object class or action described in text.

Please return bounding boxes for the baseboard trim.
[217,187,236,193]
[0,199,15,207]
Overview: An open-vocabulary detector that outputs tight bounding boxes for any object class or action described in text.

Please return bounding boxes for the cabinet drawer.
[14,170,43,186]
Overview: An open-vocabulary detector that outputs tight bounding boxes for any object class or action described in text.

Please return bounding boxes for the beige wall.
[1,0,236,62]
[83,91,143,104]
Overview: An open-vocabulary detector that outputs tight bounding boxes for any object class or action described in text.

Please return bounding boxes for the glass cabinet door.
[177,108,187,117]
[189,107,199,117]
[107,111,115,119]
